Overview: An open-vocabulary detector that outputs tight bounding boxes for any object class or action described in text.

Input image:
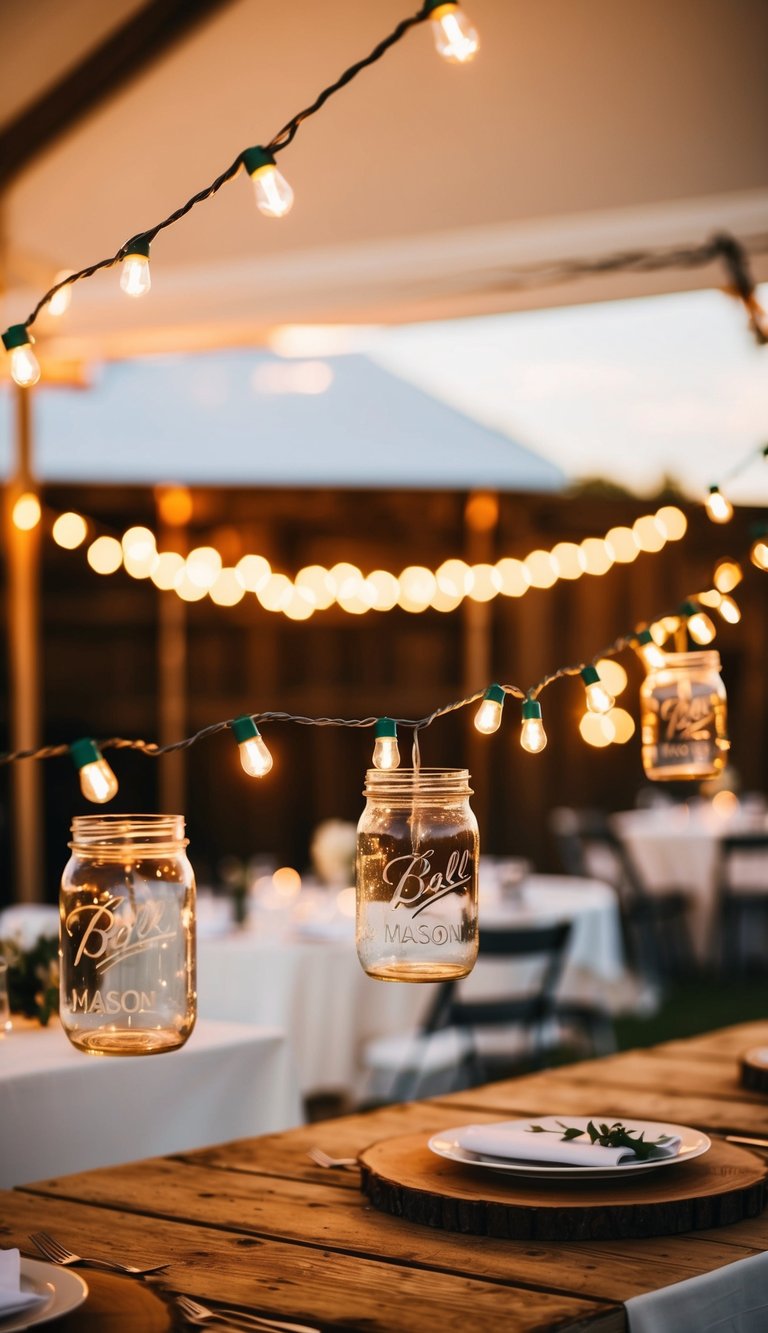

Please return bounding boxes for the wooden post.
[156,511,188,815]
[462,493,498,836]
[5,387,43,901]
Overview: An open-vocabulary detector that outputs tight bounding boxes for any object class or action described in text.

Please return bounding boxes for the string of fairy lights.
[1,1,766,803]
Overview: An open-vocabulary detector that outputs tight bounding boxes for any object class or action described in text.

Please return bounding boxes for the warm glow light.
[52,511,87,548]
[336,885,356,917]
[120,250,151,297]
[468,563,502,601]
[632,514,667,553]
[71,739,118,804]
[634,629,667,670]
[551,542,586,579]
[235,553,271,592]
[87,536,123,575]
[465,492,498,532]
[174,571,208,602]
[283,587,315,619]
[713,559,743,594]
[47,271,74,317]
[250,163,294,218]
[329,563,363,599]
[595,659,628,697]
[241,736,273,776]
[750,540,768,572]
[209,568,246,606]
[272,866,301,897]
[295,565,335,609]
[580,538,614,576]
[436,558,472,597]
[686,609,717,645]
[524,549,558,588]
[704,487,733,524]
[151,551,185,590]
[258,572,293,612]
[582,667,615,715]
[495,558,530,598]
[430,2,479,62]
[605,526,639,563]
[186,546,222,589]
[579,712,616,747]
[520,699,547,753]
[122,525,157,579]
[654,506,687,541]
[475,685,504,735]
[697,588,722,608]
[367,569,400,611]
[12,492,41,531]
[717,594,741,624]
[430,586,464,612]
[398,566,436,611]
[373,719,400,770]
[712,790,740,818]
[156,485,193,527]
[605,707,635,744]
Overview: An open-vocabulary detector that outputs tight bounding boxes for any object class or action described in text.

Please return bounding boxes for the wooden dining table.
[2,1018,768,1332]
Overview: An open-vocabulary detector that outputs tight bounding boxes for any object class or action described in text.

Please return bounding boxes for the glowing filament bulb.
[47,271,74,317]
[521,698,547,754]
[230,715,273,777]
[70,738,118,804]
[750,538,768,571]
[2,325,41,387]
[634,628,666,670]
[474,684,505,735]
[120,238,151,297]
[704,486,733,524]
[580,665,614,715]
[428,2,479,62]
[717,594,741,624]
[12,492,41,531]
[680,600,716,646]
[242,147,294,218]
[373,717,400,770]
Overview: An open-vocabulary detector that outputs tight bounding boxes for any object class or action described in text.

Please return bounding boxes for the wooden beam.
[0,0,236,189]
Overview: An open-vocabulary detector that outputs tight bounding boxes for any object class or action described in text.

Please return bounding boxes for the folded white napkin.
[455,1118,682,1166]
[0,1248,49,1317]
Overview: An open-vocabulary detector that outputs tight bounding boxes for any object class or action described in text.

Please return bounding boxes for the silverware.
[306,1146,358,1170]
[29,1230,169,1276]
[725,1135,768,1149]
[176,1293,320,1333]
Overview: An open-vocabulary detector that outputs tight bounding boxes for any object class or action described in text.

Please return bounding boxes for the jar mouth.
[69,813,187,850]
[363,767,472,798]
[652,650,721,667]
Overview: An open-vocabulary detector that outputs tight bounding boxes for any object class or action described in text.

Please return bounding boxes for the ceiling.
[1,0,767,369]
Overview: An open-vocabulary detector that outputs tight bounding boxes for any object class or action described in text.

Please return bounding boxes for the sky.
[355,283,768,504]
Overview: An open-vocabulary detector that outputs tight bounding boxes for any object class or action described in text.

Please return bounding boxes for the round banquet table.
[611,803,768,960]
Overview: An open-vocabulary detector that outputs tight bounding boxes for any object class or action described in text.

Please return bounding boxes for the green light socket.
[230,715,260,744]
[123,236,150,259]
[375,717,397,739]
[242,146,276,176]
[424,0,458,13]
[483,684,505,705]
[2,324,32,351]
[70,737,101,770]
[521,698,542,721]
[580,665,600,687]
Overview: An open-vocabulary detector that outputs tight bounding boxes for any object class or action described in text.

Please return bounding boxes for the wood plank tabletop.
[2,1019,768,1331]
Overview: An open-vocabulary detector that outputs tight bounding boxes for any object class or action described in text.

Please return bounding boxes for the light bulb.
[713,559,743,594]
[520,698,547,753]
[428,2,479,63]
[717,594,741,624]
[47,271,74,317]
[680,601,716,645]
[634,629,667,670]
[750,538,768,571]
[373,718,400,770]
[230,715,273,776]
[12,492,41,531]
[2,325,41,387]
[70,739,118,804]
[704,486,733,524]
[120,238,151,297]
[474,684,504,734]
[242,147,294,218]
[580,665,614,715]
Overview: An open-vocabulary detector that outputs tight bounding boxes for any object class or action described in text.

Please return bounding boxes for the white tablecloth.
[612,806,768,958]
[198,873,626,1096]
[0,1018,302,1188]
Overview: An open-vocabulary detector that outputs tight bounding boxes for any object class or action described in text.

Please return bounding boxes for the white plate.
[429,1118,712,1180]
[0,1260,88,1331]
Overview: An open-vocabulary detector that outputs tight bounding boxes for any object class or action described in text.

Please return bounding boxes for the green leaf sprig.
[528,1120,673,1160]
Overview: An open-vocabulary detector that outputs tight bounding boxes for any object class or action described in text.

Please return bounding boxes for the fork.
[306,1146,358,1170]
[29,1230,169,1276]
[176,1293,320,1332]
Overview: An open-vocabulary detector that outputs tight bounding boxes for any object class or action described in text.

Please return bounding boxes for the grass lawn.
[614,974,768,1050]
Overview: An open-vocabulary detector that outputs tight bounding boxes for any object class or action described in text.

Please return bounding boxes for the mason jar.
[356,768,479,981]
[640,650,729,781]
[60,814,196,1055]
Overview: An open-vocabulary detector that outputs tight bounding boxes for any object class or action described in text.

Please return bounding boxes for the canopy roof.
[1,0,767,370]
[0,351,564,490]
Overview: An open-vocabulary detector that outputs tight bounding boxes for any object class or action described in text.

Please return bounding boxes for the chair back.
[719,833,768,897]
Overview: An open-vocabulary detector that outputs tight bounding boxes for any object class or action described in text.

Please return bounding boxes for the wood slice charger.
[360,1132,768,1241]
[741,1047,768,1093]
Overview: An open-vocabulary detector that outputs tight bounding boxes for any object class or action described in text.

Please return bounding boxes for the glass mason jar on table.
[356,768,479,981]
[60,814,196,1055]
[640,650,729,781]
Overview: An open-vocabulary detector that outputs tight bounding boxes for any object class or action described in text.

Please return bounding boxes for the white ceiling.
[1,0,767,368]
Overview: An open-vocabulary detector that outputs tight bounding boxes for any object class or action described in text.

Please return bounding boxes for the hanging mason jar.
[60,814,196,1055]
[356,768,479,981]
[640,650,729,781]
